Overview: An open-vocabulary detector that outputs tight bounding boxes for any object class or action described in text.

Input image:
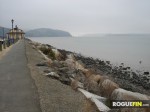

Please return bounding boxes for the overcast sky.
[0,0,150,36]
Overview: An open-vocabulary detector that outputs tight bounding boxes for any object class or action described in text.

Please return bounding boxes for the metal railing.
[0,37,19,52]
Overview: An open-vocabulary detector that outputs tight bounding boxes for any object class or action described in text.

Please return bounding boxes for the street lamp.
[11,19,14,43]
[11,19,14,30]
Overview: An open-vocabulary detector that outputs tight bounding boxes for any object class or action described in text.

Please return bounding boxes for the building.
[7,25,25,39]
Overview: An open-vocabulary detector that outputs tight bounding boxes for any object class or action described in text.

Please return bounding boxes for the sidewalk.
[0,40,41,112]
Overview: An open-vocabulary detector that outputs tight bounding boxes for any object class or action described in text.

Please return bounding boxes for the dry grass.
[82,99,99,112]
[81,69,119,97]
[70,80,79,91]
[98,78,119,98]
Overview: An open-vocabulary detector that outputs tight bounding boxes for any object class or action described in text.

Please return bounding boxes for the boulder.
[44,72,60,79]
[111,88,150,112]
[43,68,54,73]
[144,72,149,75]
[59,76,71,85]
[36,62,48,66]
[51,60,63,68]
[58,67,69,73]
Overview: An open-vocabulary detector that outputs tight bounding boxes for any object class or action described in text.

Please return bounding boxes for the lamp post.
[11,19,14,30]
[11,19,14,43]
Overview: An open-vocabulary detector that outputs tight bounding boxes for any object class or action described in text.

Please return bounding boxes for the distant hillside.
[0,26,10,38]
[83,33,150,37]
[25,28,72,37]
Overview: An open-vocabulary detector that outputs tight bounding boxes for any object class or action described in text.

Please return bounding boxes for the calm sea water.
[28,35,150,72]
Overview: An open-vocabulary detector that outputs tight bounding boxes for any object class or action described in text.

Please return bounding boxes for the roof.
[7,29,25,34]
[7,31,25,34]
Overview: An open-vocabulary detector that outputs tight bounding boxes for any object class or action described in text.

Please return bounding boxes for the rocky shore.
[74,55,150,95]
[26,38,150,112]
[27,38,150,95]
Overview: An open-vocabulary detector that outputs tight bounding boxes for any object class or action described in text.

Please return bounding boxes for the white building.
[7,25,25,39]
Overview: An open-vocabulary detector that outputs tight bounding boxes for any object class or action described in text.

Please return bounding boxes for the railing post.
[7,39,10,47]
[3,40,6,49]
[0,41,2,51]
[10,39,12,45]
[8,39,10,47]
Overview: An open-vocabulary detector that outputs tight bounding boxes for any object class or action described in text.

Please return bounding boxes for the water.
[28,35,150,72]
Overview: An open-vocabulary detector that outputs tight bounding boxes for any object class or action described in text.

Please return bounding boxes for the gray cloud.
[0,0,150,36]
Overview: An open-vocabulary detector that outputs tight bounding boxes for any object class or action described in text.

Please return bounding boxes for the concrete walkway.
[0,40,41,112]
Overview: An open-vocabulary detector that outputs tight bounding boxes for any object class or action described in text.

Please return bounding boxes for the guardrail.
[0,38,19,52]
[0,40,2,51]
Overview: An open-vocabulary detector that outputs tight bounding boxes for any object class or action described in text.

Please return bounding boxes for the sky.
[0,0,150,36]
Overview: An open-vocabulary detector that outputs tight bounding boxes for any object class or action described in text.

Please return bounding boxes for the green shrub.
[40,46,56,60]
[48,50,56,60]
[40,47,50,55]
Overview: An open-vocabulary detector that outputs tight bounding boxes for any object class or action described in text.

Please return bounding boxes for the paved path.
[0,40,41,112]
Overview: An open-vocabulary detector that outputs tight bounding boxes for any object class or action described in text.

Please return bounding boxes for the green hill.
[25,28,72,37]
[0,26,10,38]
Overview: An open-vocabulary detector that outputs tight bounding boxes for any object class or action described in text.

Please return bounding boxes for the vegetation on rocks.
[40,47,56,60]
[48,50,56,60]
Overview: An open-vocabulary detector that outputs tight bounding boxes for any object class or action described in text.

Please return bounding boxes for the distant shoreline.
[25,28,72,37]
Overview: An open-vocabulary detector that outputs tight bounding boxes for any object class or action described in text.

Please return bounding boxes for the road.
[0,40,41,112]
